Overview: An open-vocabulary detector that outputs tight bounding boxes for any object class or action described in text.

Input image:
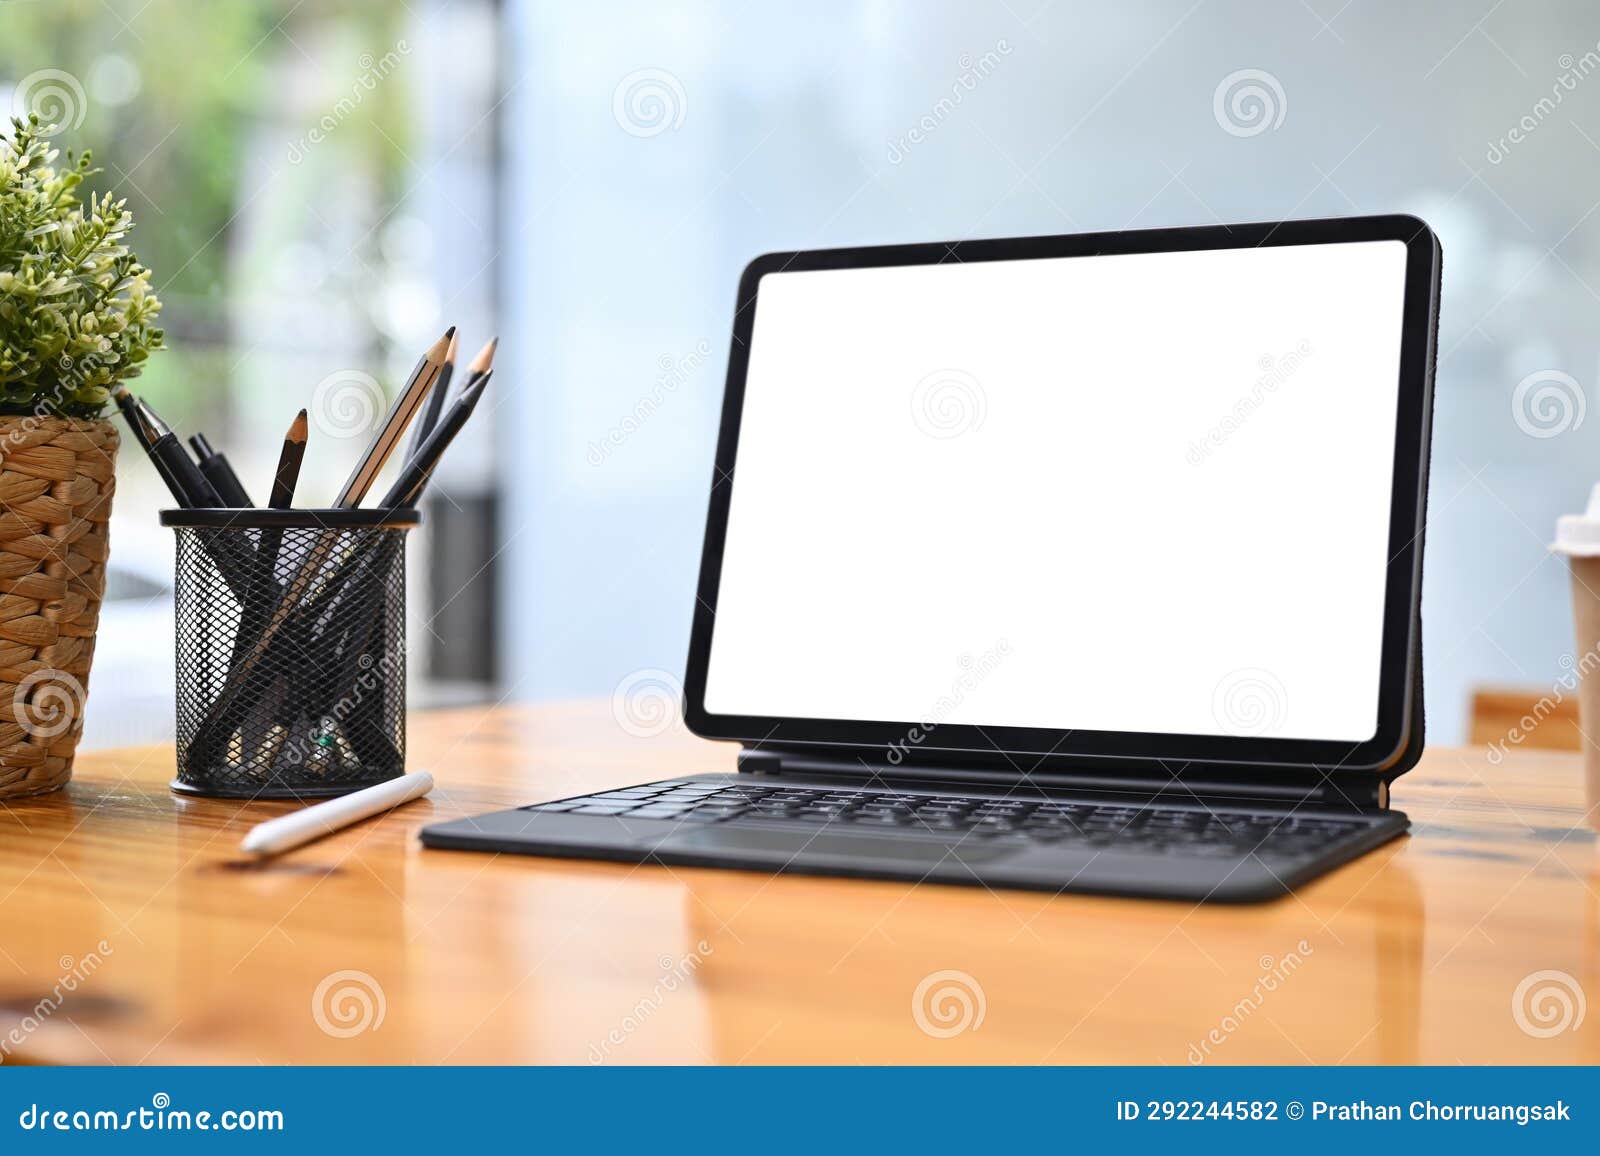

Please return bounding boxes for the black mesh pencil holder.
[160,508,420,798]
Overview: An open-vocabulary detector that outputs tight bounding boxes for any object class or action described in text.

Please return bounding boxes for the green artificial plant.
[0,114,164,418]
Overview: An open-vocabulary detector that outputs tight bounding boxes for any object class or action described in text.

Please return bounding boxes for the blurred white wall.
[499,0,1600,742]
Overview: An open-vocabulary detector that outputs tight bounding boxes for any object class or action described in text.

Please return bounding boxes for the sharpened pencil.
[333,327,453,508]
[268,409,309,510]
[466,335,497,381]
[381,370,493,509]
[405,330,458,465]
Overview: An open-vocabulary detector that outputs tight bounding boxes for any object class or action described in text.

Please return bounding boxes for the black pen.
[188,432,254,507]
[135,397,223,508]
[117,390,252,603]
[112,386,156,455]
[115,388,200,507]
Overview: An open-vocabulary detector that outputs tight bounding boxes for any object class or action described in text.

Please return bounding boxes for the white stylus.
[239,771,434,858]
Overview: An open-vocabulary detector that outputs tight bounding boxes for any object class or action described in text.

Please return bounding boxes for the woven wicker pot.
[0,416,118,799]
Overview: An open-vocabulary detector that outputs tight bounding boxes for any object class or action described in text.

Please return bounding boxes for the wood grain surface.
[0,700,1597,1065]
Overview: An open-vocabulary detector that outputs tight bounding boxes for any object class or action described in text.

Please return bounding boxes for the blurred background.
[2,0,1595,748]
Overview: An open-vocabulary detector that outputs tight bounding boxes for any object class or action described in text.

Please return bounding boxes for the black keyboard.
[525,779,1368,859]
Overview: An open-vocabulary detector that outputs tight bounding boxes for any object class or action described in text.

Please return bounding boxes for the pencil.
[404,330,457,466]
[230,409,308,674]
[461,335,497,395]
[332,327,453,508]
[382,371,492,508]
[201,331,452,757]
[268,409,309,509]
[389,335,495,511]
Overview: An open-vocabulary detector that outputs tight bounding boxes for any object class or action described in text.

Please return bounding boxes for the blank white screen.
[703,241,1408,742]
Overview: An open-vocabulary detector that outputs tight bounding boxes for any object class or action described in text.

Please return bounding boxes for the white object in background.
[1552,482,1600,556]
[239,771,434,858]
[1552,487,1600,831]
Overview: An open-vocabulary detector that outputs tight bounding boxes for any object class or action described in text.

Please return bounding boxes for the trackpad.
[653,826,1020,865]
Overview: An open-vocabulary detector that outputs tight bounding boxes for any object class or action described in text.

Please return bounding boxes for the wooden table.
[2,701,1597,1065]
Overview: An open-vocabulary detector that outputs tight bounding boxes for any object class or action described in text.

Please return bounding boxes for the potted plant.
[0,114,164,797]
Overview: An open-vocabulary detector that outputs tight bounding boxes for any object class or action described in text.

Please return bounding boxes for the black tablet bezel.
[682,215,1439,779]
